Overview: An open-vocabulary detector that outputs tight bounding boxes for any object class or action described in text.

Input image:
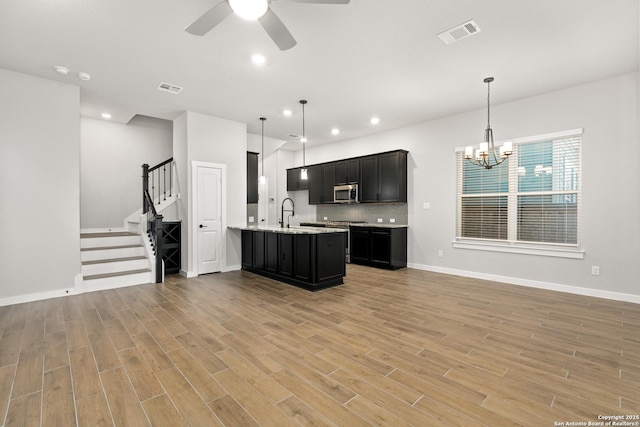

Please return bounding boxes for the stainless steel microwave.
[334,184,358,203]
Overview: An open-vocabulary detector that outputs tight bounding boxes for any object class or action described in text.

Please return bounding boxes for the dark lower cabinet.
[279,233,294,277]
[241,230,346,291]
[161,221,181,275]
[265,232,278,273]
[350,226,407,270]
[241,230,265,269]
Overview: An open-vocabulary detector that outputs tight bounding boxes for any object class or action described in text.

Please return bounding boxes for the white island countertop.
[228,225,347,234]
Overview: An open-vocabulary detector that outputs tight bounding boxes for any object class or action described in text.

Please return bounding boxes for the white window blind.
[456,130,582,249]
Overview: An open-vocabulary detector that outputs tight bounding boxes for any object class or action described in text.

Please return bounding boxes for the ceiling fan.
[185,0,350,51]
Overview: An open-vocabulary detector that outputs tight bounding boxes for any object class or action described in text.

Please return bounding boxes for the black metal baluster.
[163,164,167,201]
[169,162,172,197]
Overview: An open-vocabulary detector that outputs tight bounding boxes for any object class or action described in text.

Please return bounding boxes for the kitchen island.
[229,226,347,291]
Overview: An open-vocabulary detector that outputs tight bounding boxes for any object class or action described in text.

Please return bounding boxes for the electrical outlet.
[248,216,255,223]
[591,266,600,276]
[390,218,396,223]
[438,250,443,257]
[323,217,328,221]
[423,202,430,210]
[377,218,383,223]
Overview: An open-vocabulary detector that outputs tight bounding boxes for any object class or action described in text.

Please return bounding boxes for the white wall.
[80,115,172,229]
[0,69,81,303]
[173,111,247,275]
[298,73,640,300]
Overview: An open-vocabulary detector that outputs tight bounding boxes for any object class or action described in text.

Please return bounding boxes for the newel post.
[155,214,164,283]
[142,163,149,213]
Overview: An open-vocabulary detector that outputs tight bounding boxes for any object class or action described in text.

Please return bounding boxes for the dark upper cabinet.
[335,159,359,185]
[286,149,407,204]
[321,163,336,203]
[308,163,335,205]
[307,165,322,204]
[359,151,407,203]
[287,167,308,191]
[359,155,379,202]
[378,151,407,202]
[247,152,259,204]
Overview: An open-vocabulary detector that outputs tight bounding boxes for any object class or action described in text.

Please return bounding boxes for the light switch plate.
[248,216,255,223]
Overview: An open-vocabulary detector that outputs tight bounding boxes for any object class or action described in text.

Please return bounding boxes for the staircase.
[81,231,153,290]
[80,157,177,292]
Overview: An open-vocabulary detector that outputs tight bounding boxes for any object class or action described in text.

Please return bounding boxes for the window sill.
[452,240,584,259]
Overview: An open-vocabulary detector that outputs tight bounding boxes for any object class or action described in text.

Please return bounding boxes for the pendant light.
[464,77,512,169]
[299,100,308,180]
[259,117,266,184]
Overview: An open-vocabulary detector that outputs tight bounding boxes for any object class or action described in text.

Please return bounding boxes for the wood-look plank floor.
[0,265,639,426]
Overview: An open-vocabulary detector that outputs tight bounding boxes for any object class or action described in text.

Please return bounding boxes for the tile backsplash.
[316,203,408,225]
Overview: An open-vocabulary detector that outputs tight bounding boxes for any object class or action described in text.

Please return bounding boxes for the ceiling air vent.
[156,82,183,95]
[437,19,481,45]
[288,134,302,139]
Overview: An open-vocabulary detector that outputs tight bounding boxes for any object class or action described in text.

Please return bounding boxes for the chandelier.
[464,77,512,169]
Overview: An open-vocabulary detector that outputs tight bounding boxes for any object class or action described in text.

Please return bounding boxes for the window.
[455,129,583,258]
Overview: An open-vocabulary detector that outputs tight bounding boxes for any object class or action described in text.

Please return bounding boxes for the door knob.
[199,224,207,228]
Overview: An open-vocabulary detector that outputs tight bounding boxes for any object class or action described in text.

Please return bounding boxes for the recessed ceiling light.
[251,54,266,65]
[78,72,91,81]
[331,128,340,135]
[370,117,380,125]
[300,137,307,143]
[101,113,112,119]
[283,109,292,117]
[53,66,69,75]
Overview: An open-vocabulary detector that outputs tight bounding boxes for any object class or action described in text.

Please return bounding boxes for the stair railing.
[142,158,173,284]
[143,190,163,283]
[142,157,174,210]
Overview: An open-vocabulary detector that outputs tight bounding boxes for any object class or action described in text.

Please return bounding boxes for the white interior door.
[197,165,222,274]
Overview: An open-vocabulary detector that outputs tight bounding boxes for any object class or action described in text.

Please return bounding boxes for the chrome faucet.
[280,197,295,228]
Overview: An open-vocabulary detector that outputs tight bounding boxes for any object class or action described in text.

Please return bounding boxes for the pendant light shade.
[259,117,266,184]
[299,99,308,180]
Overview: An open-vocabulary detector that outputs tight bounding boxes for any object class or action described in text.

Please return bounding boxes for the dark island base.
[242,266,343,292]
[241,230,346,292]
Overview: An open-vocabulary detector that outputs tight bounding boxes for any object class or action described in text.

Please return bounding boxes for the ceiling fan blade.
[275,0,350,4]
[185,1,233,36]
[258,8,297,51]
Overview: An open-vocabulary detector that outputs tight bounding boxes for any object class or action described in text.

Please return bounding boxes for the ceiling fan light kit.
[185,0,350,51]
[229,0,268,20]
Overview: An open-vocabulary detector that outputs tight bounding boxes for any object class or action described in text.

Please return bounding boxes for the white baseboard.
[407,263,640,304]
[179,269,198,278]
[223,264,241,273]
[0,288,79,307]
